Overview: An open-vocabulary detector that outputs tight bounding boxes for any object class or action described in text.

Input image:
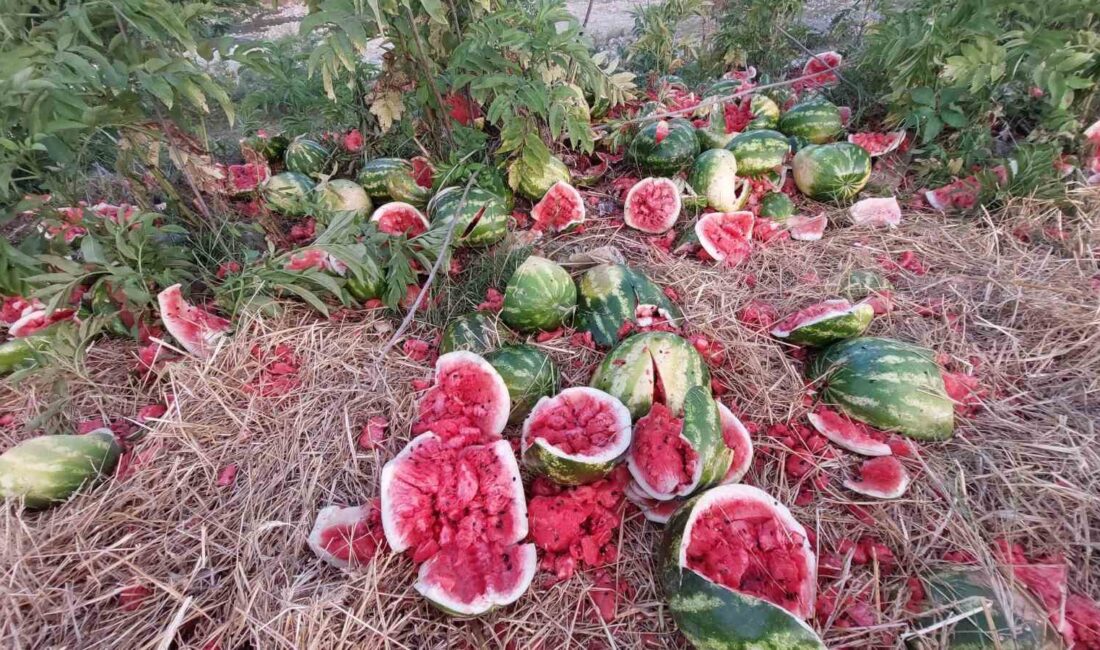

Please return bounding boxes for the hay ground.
[1,191,1098,649]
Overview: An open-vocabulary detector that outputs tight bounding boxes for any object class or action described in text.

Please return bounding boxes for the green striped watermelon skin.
[284,138,330,178]
[792,143,871,202]
[485,345,560,425]
[808,337,954,441]
[760,192,795,221]
[262,172,314,215]
[427,186,509,247]
[746,94,781,131]
[500,256,577,333]
[511,155,571,201]
[695,113,737,150]
[725,130,790,177]
[0,430,121,509]
[240,133,289,162]
[840,270,893,300]
[774,303,874,346]
[439,312,504,355]
[680,386,732,493]
[689,149,741,212]
[778,99,844,144]
[575,264,682,348]
[357,158,411,199]
[590,332,709,420]
[524,443,620,486]
[628,118,700,175]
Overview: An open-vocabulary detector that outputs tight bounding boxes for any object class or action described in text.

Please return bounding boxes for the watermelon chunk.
[156,284,231,360]
[844,456,911,499]
[695,211,754,265]
[807,407,891,456]
[848,131,906,157]
[787,213,827,241]
[849,196,902,227]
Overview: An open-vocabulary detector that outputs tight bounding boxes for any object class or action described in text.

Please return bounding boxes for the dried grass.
[1,190,1098,649]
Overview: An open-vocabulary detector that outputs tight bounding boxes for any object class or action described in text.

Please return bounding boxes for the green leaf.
[941,109,968,129]
[910,87,935,105]
[420,0,449,25]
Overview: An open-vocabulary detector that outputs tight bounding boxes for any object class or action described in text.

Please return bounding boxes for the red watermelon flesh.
[411,351,511,443]
[372,202,429,236]
[522,387,630,457]
[807,407,891,457]
[654,120,670,144]
[629,403,699,499]
[849,197,902,227]
[308,502,384,568]
[227,163,271,194]
[410,156,435,189]
[924,176,981,211]
[695,211,754,265]
[381,433,527,559]
[624,177,682,234]
[801,51,843,88]
[838,106,852,127]
[156,284,231,360]
[8,307,75,338]
[415,541,536,611]
[771,299,854,337]
[531,181,585,232]
[787,213,827,241]
[844,456,911,499]
[848,131,906,157]
[685,490,816,619]
[718,403,754,483]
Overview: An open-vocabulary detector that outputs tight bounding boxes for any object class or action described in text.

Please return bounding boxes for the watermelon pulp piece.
[522,387,630,457]
[844,455,911,499]
[624,177,682,234]
[531,181,585,232]
[156,284,231,359]
[411,351,511,443]
[629,402,699,499]
[695,211,754,265]
[372,202,429,236]
[807,407,891,456]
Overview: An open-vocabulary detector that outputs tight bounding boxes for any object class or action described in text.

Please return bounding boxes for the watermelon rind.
[770,299,874,346]
[416,542,537,618]
[0,429,121,509]
[307,504,373,570]
[427,186,509,247]
[695,211,755,263]
[315,179,372,219]
[912,569,1064,650]
[725,130,791,177]
[778,99,844,144]
[843,457,911,499]
[357,158,412,200]
[807,409,892,457]
[439,312,504,355]
[262,171,314,216]
[847,130,906,157]
[285,137,330,178]
[575,264,683,348]
[808,337,955,441]
[485,344,560,425]
[695,107,738,150]
[839,269,893,300]
[500,256,577,333]
[659,485,823,649]
[510,155,571,201]
[531,181,585,232]
[689,149,742,212]
[590,331,710,420]
[369,201,429,236]
[717,402,754,484]
[628,118,701,175]
[384,168,431,207]
[792,143,872,202]
[624,481,682,524]
[521,386,632,485]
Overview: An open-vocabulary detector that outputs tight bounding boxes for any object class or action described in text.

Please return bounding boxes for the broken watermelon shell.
[307,503,381,569]
[574,263,683,348]
[660,484,823,649]
[521,387,633,485]
[627,386,733,501]
[807,407,891,456]
[844,455,911,499]
[370,202,429,237]
[411,351,511,442]
[531,181,585,232]
[695,211,754,265]
[438,312,504,355]
[787,213,828,241]
[718,402,753,484]
[624,480,683,524]
[590,331,710,420]
[770,299,874,347]
[848,130,906,157]
[623,177,682,234]
[839,269,893,301]
[849,196,902,227]
[156,284,231,360]
[689,149,745,213]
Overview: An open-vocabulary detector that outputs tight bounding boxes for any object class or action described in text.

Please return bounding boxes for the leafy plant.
[706,0,807,78]
[626,0,709,77]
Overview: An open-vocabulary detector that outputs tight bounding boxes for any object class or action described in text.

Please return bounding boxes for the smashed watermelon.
[371,202,429,237]
[844,455,911,499]
[411,351,511,444]
[694,211,754,265]
[156,284,231,360]
[623,177,682,234]
[801,51,843,89]
[531,181,585,232]
[807,407,891,456]
[847,131,906,157]
[521,387,632,486]
[849,196,902,227]
[226,163,271,196]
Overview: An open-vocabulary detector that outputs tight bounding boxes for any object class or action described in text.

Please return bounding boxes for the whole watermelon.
[485,344,560,425]
[284,137,330,178]
[439,312,504,355]
[501,256,577,332]
[778,99,843,144]
[628,118,700,175]
[0,429,121,509]
[725,130,790,177]
[792,143,871,202]
[358,158,411,200]
[510,155,571,201]
[315,179,372,219]
[262,172,314,215]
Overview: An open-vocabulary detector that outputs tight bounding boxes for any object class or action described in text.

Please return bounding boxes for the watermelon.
[760,192,795,221]
[627,118,700,175]
[807,407,891,456]
[575,264,682,348]
[787,213,828,241]
[627,386,732,500]
[695,108,738,150]
[844,455,910,499]
[590,331,710,420]
[485,344,560,425]
[689,149,745,212]
[792,143,871,202]
[439,312,504,355]
[510,155,571,201]
[778,99,844,144]
[357,158,413,200]
[839,269,893,300]
[240,132,289,163]
[848,130,906,157]
[808,337,955,441]
[345,259,386,302]
[695,211,754,265]
[500,256,577,333]
[623,177,682,234]
[380,431,535,616]
[370,202,429,237]
[849,196,901,227]
[157,284,231,360]
[717,402,753,484]
[384,170,431,207]
[660,485,823,649]
[226,163,271,196]
[427,186,509,247]
[315,179,372,219]
[531,181,585,232]
[725,130,791,177]
[770,299,874,346]
[285,137,329,178]
[744,94,782,131]
[308,503,382,569]
[521,387,632,485]
[411,351,511,442]
[924,176,982,212]
[0,429,121,509]
[912,569,1063,649]
[262,171,314,216]
[801,51,843,88]
[0,332,53,376]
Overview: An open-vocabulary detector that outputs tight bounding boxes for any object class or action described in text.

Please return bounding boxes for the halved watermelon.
[807,406,891,456]
[660,485,823,649]
[695,211,754,265]
[411,351,511,443]
[521,387,632,485]
[531,181,585,232]
[380,431,535,616]
[227,163,271,196]
[371,202,429,237]
[787,213,827,241]
[156,284,231,360]
[308,503,383,569]
[844,455,911,499]
[849,196,901,227]
[848,131,906,157]
[624,177,682,234]
[770,299,873,346]
[802,51,843,88]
